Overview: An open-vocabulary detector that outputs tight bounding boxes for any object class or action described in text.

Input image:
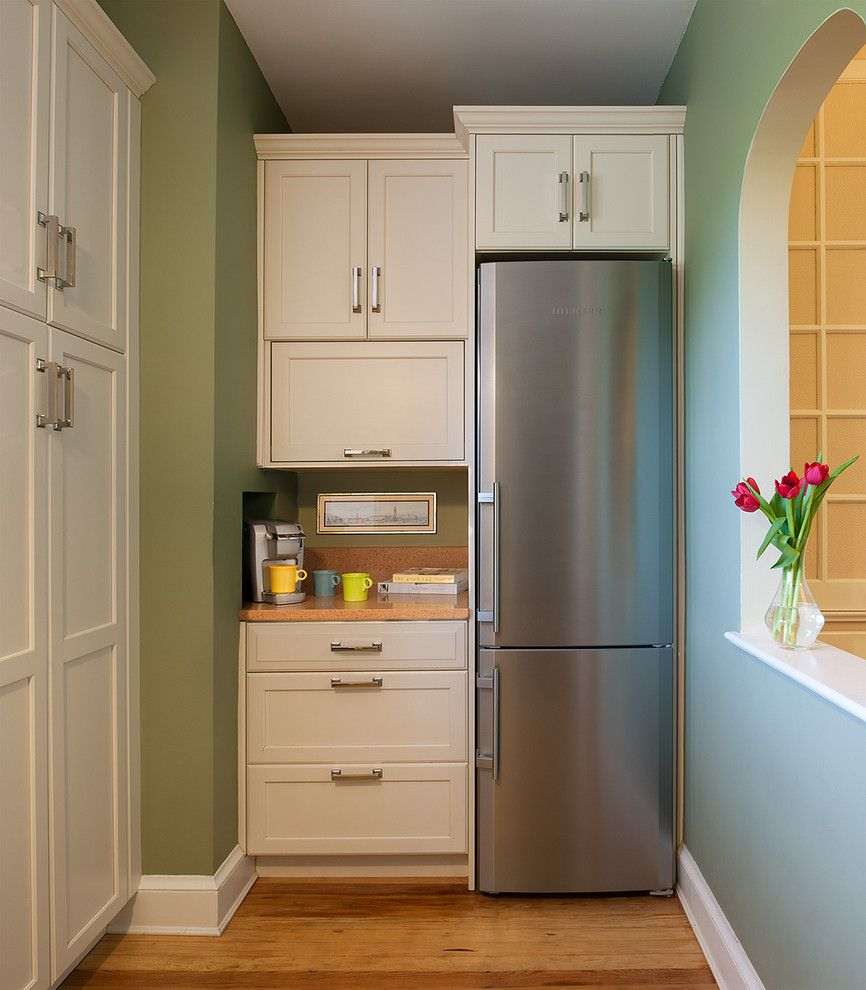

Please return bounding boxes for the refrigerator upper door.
[478,260,673,648]
[476,647,674,894]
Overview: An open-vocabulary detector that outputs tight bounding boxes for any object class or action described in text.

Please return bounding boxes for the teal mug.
[312,569,341,597]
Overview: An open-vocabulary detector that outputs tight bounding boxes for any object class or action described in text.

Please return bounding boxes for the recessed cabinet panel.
[0,0,50,321]
[367,160,468,338]
[264,161,367,339]
[49,10,129,350]
[270,341,464,463]
[572,135,669,249]
[475,135,572,249]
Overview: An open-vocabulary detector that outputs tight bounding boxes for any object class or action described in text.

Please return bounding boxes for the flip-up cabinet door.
[0,307,50,990]
[367,160,468,338]
[269,340,464,464]
[264,160,367,339]
[48,329,128,975]
[0,0,50,321]
[48,7,129,351]
[571,135,670,249]
[475,135,572,249]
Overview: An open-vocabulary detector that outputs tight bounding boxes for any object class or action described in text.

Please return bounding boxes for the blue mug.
[312,569,341,597]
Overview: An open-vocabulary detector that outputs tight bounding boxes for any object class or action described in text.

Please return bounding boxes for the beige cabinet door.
[475,135,572,249]
[263,160,367,339]
[367,160,468,338]
[269,341,464,464]
[0,308,50,990]
[572,135,670,249]
[247,763,467,855]
[48,8,129,351]
[0,0,50,321]
[48,329,128,974]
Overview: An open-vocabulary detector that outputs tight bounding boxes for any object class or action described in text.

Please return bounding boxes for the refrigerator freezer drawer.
[476,647,674,893]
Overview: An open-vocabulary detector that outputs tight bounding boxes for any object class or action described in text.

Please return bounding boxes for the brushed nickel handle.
[351,265,362,313]
[371,265,381,313]
[330,768,383,781]
[558,172,569,222]
[330,641,383,653]
[56,224,77,289]
[492,665,501,782]
[493,481,500,634]
[343,448,391,458]
[330,676,383,687]
[578,171,590,222]
[58,366,74,429]
[36,212,60,285]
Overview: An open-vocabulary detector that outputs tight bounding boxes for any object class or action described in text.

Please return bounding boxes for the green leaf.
[771,544,800,570]
[757,517,786,559]
[830,453,860,480]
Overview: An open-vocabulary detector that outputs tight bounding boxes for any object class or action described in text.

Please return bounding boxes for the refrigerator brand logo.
[551,305,605,317]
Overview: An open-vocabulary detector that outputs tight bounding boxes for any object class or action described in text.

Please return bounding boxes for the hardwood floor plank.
[62,879,715,989]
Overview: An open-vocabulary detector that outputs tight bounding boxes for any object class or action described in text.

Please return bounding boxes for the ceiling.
[225,0,695,133]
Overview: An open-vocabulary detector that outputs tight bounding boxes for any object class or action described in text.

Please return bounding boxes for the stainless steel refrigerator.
[476,259,675,894]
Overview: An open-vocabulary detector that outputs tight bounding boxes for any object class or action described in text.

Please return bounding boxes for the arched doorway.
[738,9,866,629]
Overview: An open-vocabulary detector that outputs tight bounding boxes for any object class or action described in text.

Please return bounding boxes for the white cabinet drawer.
[269,340,464,464]
[246,621,467,672]
[247,671,467,764]
[246,763,467,855]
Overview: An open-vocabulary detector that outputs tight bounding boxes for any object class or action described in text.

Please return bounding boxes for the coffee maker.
[244,520,306,605]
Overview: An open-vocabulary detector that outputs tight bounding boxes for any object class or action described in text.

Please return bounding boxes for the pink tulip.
[804,461,829,486]
[775,470,803,500]
[731,478,761,512]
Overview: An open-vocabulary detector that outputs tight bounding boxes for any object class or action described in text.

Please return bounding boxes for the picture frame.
[316,492,437,535]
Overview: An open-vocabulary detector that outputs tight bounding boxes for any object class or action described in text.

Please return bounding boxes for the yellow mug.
[342,572,373,602]
[266,562,307,594]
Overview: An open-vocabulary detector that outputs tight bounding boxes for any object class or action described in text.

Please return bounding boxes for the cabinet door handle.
[330,768,383,781]
[558,172,569,222]
[36,212,60,285]
[330,676,383,687]
[59,366,74,429]
[56,224,77,289]
[351,265,362,313]
[578,171,590,222]
[371,265,381,313]
[343,448,391,458]
[330,641,383,653]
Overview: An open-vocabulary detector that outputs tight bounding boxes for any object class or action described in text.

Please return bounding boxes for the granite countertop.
[239,591,470,622]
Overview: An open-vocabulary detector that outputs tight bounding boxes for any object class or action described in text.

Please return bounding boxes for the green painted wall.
[99,0,291,874]
[660,4,866,987]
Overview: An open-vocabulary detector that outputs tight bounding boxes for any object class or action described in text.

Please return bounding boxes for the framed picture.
[316,492,437,535]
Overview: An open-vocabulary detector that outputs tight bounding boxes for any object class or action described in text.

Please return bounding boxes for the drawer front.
[246,763,467,855]
[247,671,467,764]
[246,621,467,672]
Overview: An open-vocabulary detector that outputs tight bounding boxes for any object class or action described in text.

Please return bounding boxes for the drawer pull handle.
[343,448,392,458]
[330,676,383,687]
[330,768,383,781]
[330,641,383,653]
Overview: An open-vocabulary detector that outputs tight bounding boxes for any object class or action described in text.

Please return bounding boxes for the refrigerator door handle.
[492,665,501,781]
[477,483,501,633]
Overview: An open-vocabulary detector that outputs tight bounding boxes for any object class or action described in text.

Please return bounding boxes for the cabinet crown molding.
[55,0,155,97]
[255,133,468,160]
[453,106,686,145]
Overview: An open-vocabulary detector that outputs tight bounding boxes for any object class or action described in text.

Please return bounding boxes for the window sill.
[725,631,866,725]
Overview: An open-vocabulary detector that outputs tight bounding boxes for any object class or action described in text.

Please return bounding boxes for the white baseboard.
[107,844,256,935]
[677,847,766,990]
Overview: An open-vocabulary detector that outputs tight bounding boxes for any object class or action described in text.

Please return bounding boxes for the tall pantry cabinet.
[0,2,153,987]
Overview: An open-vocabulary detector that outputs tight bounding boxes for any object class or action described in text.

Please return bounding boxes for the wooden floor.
[63,878,716,989]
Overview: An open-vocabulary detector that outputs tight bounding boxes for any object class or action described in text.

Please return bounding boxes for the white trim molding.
[254,133,467,160]
[54,0,155,97]
[107,845,256,936]
[677,847,766,990]
[453,105,687,146]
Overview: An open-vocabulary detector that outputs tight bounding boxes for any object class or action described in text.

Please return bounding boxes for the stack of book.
[378,568,468,596]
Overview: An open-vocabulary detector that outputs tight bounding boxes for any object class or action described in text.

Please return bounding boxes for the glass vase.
[764,556,824,650]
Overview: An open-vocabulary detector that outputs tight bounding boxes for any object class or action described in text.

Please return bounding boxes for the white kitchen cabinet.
[263,160,367,340]
[367,160,468,338]
[48,328,128,973]
[48,8,129,351]
[571,135,669,249]
[0,0,50,322]
[475,134,573,249]
[269,340,464,464]
[0,307,50,990]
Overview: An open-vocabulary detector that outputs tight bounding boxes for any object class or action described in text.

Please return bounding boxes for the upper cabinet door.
[367,160,468,338]
[48,8,129,351]
[572,135,670,249]
[264,160,367,339]
[0,0,50,321]
[475,135,572,250]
